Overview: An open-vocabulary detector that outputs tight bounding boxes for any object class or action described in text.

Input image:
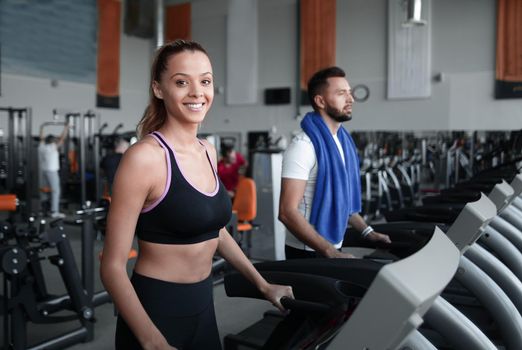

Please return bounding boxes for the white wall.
[195,0,521,148]
[1,0,520,140]
[193,0,300,149]
[337,0,522,131]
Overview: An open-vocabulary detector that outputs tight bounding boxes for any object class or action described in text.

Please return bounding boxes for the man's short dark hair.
[113,137,125,149]
[220,143,234,158]
[307,66,346,112]
[45,135,56,144]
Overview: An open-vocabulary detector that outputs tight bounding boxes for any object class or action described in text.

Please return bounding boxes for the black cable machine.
[0,107,33,218]
[0,205,111,349]
[61,111,102,207]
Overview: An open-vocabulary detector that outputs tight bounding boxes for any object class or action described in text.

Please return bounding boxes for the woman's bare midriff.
[134,238,219,283]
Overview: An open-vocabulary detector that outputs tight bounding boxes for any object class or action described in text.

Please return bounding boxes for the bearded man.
[279,66,391,259]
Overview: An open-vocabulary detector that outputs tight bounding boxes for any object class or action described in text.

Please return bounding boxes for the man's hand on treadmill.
[333,251,357,259]
[324,246,356,259]
[366,231,392,244]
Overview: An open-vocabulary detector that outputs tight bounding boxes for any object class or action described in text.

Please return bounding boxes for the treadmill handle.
[280,296,332,314]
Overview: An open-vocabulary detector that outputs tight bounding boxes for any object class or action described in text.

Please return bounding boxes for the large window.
[0,0,97,83]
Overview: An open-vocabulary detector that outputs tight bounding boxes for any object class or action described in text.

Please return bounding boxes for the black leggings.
[115,271,222,350]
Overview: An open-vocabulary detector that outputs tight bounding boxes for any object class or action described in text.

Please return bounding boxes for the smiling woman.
[150,51,213,127]
[136,40,212,138]
[100,40,294,350]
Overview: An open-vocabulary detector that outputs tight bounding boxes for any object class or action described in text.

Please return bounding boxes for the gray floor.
[1,218,275,349]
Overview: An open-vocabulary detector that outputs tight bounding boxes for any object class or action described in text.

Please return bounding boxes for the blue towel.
[301,112,362,244]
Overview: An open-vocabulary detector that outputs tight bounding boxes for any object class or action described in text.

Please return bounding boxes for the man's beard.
[325,104,352,122]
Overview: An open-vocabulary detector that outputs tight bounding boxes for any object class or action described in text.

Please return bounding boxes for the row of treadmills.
[223,160,522,349]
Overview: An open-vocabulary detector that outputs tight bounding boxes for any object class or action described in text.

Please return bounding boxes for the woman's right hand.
[263,283,295,313]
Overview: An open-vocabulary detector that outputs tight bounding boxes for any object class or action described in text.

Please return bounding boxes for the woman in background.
[217,143,247,198]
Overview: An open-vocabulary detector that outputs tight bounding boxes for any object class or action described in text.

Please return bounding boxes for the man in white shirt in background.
[39,123,69,218]
[279,66,391,260]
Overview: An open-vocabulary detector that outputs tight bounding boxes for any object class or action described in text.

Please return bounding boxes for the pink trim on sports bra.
[154,131,219,197]
[141,133,173,213]
[199,139,218,172]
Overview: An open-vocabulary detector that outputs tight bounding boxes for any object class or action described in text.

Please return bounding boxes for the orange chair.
[232,176,258,257]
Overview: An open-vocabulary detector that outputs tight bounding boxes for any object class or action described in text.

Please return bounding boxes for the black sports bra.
[135,132,232,244]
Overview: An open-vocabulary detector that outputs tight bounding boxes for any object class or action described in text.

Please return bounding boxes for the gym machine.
[61,110,102,206]
[346,175,522,349]
[0,107,33,217]
[223,226,459,349]
[0,203,111,349]
[1,218,94,349]
[224,180,521,349]
[232,131,522,348]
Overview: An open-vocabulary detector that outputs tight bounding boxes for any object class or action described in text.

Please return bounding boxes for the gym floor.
[0,220,275,349]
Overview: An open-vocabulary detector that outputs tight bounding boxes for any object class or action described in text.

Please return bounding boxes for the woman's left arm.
[217,228,294,311]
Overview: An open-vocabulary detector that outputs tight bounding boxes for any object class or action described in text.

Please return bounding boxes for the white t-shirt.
[38,143,60,171]
[281,131,345,251]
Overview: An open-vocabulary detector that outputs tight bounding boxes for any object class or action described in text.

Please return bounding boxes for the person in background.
[217,143,247,198]
[100,39,293,350]
[38,123,69,218]
[101,137,130,194]
[279,66,391,260]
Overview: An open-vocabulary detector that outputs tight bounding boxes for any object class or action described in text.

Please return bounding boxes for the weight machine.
[0,107,33,217]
